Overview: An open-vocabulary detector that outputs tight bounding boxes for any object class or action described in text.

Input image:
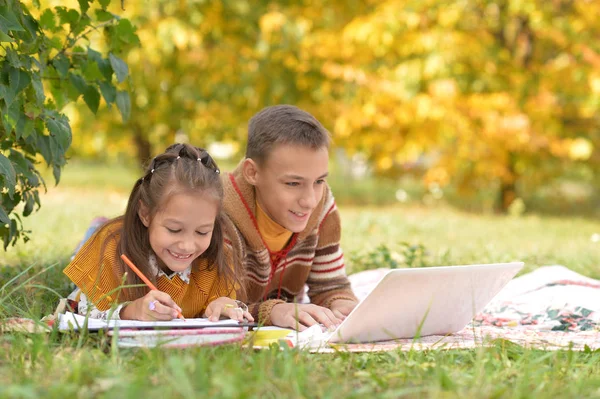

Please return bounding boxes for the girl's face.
[139,191,219,273]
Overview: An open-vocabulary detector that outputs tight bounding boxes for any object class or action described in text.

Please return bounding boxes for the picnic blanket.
[323,265,600,352]
[4,265,600,352]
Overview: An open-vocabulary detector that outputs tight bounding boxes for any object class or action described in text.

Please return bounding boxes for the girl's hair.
[106,143,237,301]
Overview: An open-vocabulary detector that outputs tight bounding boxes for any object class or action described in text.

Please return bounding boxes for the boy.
[221,105,358,331]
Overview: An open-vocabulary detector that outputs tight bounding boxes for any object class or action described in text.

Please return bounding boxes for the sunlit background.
[27,0,600,217]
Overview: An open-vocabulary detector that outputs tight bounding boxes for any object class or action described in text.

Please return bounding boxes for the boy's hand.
[121,290,182,321]
[270,303,343,331]
[330,299,358,320]
[204,297,254,322]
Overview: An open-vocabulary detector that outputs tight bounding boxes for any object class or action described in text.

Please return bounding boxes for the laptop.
[327,262,523,343]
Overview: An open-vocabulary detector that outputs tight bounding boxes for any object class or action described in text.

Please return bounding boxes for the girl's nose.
[177,236,195,253]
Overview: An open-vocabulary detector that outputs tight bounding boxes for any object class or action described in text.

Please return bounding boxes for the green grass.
[2,162,600,398]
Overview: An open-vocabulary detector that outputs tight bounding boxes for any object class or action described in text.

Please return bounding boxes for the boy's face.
[244,143,329,233]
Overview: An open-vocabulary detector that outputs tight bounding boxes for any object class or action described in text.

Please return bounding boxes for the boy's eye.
[286,182,300,187]
[316,179,326,185]
[167,228,181,233]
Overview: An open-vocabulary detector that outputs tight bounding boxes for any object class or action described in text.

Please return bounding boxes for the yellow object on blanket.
[247,328,294,348]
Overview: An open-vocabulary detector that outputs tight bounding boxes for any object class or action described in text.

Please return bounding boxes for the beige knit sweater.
[221,164,357,325]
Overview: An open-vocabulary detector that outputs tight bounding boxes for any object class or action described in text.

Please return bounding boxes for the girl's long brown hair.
[104,143,238,301]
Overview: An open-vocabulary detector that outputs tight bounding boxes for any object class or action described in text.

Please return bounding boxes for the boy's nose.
[299,188,318,209]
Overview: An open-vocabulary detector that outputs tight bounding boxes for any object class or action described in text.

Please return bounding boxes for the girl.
[63,143,252,322]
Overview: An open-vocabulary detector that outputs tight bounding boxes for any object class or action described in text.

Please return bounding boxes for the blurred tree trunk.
[133,123,152,167]
[497,152,518,213]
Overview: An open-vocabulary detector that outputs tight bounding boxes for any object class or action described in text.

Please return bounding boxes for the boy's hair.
[246,105,331,164]
[104,143,237,301]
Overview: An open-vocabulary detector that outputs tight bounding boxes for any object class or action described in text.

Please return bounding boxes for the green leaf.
[99,81,116,105]
[47,35,62,50]
[0,6,25,34]
[55,7,80,27]
[98,0,111,10]
[95,10,115,22]
[2,97,22,132]
[72,12,91,36]
[0,153,16,198]
[0,204,9,225]
[78,0,91,14]
[34,131,53,165]
[83,85,100,113]
[15,112,30,140]
[109,53,128,83]
[0,30,13,42]
[24,101,43,119]
[83,60,104,81]
[9,150,31,175]
[23,193,35,217]
[20,13,39,40]
[9,151,37,188]
[40,9,57,31]
[88,48,113,80]
[5,47,23,68]
[0,83,16,105]
[20,118,35,140]
[45,114,72,152]
[116,90,131,122]
[31,75,45,104]
[53,54,70,78]
[70,74,100,113]
[53,164,62,185]
[114,19,140,46]
[33,188,42,207]
[69,73,87,94]
[0,84,7,102]
[9,68,31,95]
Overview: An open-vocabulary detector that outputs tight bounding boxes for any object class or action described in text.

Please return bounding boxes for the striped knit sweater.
[221,164,358,325]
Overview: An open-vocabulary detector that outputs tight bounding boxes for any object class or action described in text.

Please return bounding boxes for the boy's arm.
[306,202,358,308]
[248,299,286,326]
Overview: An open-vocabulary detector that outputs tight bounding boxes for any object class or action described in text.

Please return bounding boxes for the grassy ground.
[1,162,600,398]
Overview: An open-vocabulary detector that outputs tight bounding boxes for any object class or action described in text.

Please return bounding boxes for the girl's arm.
[68,289,124,320]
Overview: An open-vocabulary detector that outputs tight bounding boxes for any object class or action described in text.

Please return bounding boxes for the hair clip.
[215,169,220,174]
[197,157,201,162]
[151,169,155,174]
[176,156,181,160]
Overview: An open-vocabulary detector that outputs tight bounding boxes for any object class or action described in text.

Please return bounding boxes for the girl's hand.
[204,297,254,322]
[121,290,182,321]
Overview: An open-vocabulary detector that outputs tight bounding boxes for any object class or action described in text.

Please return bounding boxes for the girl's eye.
[167,228,181,233]
[286,182,300,187]
[196,231,209,236]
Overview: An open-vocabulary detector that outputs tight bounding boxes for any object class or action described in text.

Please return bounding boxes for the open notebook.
[58,312,246,331]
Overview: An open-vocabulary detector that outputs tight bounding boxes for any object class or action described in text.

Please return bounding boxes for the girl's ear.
[138,201,150,227]
[242,158,259,186]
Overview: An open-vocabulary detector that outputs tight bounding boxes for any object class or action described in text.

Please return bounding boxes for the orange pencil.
[120,254,186,321]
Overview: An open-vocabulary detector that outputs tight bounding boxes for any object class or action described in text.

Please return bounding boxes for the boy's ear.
[242,158,260,186]
[138,201,150,227]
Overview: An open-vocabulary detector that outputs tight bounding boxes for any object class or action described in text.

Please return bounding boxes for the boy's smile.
[244,143,329,233]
